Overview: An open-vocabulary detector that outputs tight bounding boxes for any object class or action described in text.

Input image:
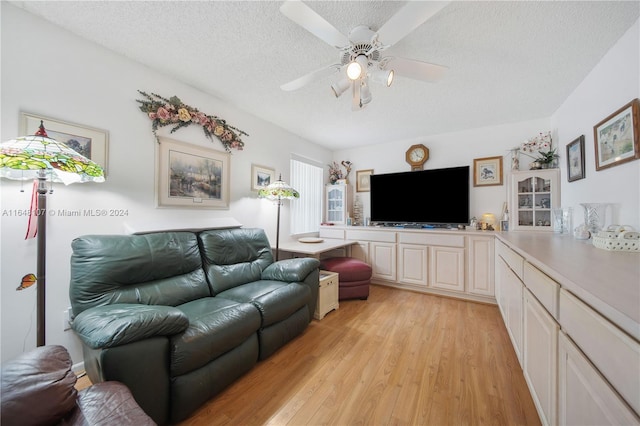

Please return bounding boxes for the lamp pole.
[36,169,47,346]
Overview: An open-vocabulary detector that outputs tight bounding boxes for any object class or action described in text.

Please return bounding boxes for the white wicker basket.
[592,225,639,252]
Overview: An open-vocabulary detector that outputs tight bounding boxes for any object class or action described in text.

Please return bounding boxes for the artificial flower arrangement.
[327,160,353,184]
[518,131,559,168]
[136,91,248,152]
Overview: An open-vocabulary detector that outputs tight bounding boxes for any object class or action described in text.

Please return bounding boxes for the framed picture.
[566,135,585,182]
[156,137,230,209]
[251,164,275,191]
[356,169,373,192]
[20,111,109,175]
[473,156,503,187]
[593,98,640,171]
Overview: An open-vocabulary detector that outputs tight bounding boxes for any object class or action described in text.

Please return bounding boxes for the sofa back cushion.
[70,232,209,316]
[198,228,274,294]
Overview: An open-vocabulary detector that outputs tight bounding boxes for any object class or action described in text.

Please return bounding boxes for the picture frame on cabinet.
[473,156,503,187]
[356,169,373,192]
[20,111,109,175]
[593,98,640,171]
[566,135,585,182]
[251,164,275,191]
[156,136,229,209]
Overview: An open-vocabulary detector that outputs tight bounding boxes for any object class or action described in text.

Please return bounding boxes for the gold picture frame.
[156,137,230,209]
[473,156,503,187]
[20,111,109,175]
[356,169,373,192]
[594,98,640,171]
[251,164,275,191]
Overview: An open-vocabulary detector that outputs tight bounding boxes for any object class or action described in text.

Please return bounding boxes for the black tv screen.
[370,166,469,226]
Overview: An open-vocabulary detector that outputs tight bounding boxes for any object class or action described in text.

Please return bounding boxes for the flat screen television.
[370,166,469,226]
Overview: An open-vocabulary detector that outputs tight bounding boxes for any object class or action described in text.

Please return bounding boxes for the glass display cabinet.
[510,169,560,231]
[325,183,352,225]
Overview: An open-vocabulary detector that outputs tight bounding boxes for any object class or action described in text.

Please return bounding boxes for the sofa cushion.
[1,345,77,426]
[71,232,208,315]
[199,228,274,294]
[217,280,310,327]
[171,297,261,376]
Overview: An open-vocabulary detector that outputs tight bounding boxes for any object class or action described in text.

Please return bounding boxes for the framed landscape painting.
[593,98,640,171]
[566,135,585,182]
[156,137,229,209]
[251,164,275,191]
[20,111,109,175]
[473,156,503,187]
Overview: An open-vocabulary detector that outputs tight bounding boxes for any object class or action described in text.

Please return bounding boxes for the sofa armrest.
[262,258,320,282]
[72,304,189,349]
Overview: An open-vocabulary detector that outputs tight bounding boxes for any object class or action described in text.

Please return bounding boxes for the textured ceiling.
[9,1,640,150]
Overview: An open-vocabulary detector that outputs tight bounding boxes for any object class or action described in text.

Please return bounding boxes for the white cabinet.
[350,241,369,263]
[370,242,396,282]
[523,289,559,426]
[429,246,465,292]
[510,169,560,231]
[398,243,428,286]
[558,331,640,425]
[468,236,494,297]
[315,271,339,320]
[497,256,524,365]
[325,183,351,225]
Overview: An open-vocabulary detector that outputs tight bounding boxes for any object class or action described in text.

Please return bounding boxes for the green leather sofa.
[69,227,320,425]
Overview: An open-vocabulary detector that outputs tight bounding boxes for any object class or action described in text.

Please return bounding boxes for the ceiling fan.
[279,0,450,111]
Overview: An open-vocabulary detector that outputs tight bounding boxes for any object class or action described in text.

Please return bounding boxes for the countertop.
[495,231,639,341]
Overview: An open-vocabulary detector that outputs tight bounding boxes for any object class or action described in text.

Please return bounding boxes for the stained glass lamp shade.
[0,121,105,346]
[258,174,299,261]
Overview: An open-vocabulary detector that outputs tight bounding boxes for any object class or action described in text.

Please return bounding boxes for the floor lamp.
[0,121,105,346]
[258,174,299,261]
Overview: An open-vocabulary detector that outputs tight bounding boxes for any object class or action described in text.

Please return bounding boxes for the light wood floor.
[179,285,540,426]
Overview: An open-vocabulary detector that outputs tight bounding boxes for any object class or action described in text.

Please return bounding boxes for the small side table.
[315,270,339,320]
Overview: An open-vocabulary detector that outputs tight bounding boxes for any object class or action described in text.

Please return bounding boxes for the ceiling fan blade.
[384,57,448,82]
[376,1,450,47]
[281,64,341,91]
[280,0,349,49]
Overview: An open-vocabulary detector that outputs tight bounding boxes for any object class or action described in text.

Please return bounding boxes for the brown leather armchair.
[1,345,155,426]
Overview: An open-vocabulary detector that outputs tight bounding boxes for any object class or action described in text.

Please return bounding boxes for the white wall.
[552,19,640,228]
[0,3,332,365]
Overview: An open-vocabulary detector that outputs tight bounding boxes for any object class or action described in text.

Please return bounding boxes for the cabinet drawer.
[560,289,640,415]
[523,262,559,319]
[495,240,524,279]
[346,229,396,243]
[319,227,345,239]
[398,232,464,247]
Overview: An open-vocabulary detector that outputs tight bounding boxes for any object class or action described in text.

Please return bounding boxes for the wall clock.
[406,144,429,170]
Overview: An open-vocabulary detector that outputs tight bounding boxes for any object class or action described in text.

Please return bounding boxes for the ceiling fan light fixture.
[347,54,368,80]
[372,68,394,87]
[331,78,351,98]
[360,80,372,105]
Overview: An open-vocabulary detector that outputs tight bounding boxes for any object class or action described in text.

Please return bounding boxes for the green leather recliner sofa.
[69,227,320,425]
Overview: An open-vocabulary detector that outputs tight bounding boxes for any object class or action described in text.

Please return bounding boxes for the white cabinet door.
[468,236,494,296]
[510,169,560,231]
[370,242,396,282]
[350,241,369,263]
[524,289,559,426]
[558,332,639,425]
[398,243,428,286]
[429,246,464,292]
[325,184,351,224]
[497,256,524,366]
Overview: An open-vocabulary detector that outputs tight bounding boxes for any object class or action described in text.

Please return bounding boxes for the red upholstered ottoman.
[320,257,372,300]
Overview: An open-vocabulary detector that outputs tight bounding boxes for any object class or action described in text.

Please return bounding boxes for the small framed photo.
[593,98,640,171]
[566,135,585,182]
[156,137,229,209]
[356,169,373,192]
[473,156,503,187]
[20,111,109,175]
[251,164,275,191]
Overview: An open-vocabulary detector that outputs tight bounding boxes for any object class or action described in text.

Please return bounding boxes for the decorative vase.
[580,203,608,235]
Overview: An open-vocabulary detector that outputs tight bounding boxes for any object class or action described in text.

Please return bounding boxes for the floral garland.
[136,91,248,152]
